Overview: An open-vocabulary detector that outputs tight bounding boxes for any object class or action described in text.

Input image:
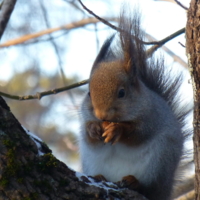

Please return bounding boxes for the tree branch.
[0,0,17,40]
[155,0,188,10]
[0,4,185,50]
[0,79,89,100]
[77,0,185,46]
[77,0,119,31]
[174,0,188,10]
[145,32,188,68]
[39,0,65,81]
[0,17,115,48]
[146,29,185,58]
[145,28,185,45]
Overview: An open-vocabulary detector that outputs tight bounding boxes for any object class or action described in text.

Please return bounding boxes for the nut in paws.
[102,122,123,144]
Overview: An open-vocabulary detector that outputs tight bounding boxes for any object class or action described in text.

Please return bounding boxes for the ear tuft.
[119,8,147,84]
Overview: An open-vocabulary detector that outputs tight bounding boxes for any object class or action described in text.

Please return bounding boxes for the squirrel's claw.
[117,175,139,190]
[102,122,122,144]
[92,174,107,182]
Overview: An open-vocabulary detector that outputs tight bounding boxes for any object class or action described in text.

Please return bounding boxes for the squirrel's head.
[87,13,147,122]
[89,60,140,122]
[90,61,135,121]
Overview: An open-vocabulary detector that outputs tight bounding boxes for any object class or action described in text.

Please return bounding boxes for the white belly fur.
[80,137,157,184]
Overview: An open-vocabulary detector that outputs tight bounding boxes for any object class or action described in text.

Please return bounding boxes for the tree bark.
[186,0,200,199]
[0,96,147,200]
[0,0,17,40]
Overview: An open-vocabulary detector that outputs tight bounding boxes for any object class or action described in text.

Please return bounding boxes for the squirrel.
[79,9,192,200]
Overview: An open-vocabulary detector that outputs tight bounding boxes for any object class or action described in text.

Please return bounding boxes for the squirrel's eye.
[88,92,90,97]
[118,88,125,98]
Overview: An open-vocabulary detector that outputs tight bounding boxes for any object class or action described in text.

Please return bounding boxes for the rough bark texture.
[186,0,200,199]
[0,96,147,200]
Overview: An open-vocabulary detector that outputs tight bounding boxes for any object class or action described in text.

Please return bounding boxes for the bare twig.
[77,0,119,31]
[146,32,188,68]
[39,0,76,105]
[178,42,186,48]
[0,79,89,100]
[146,28,185,45]
[0,17,115,48]
[146,28,185,57]
[174,0,188,10]
[0,0,17,40]
[0,2,185,49]
[155,0,188,10]
[23,31,69,45]
[39,1,66,82]
[64,0,86,15]
[77,0,185,46]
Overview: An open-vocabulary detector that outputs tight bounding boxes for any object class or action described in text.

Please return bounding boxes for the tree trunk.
[0,96,146,200]
[186,0,200,199]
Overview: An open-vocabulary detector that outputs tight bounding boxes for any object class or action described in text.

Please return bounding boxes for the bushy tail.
[117,8,193,138]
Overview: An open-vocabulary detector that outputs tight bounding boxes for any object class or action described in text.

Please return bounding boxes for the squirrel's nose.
[94,109,115,121]
[94,110,107,120]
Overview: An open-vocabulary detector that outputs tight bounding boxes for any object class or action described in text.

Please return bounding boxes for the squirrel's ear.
[119,9,145,86]
[122,35,138,84]
[91,35,115,74]
[119,11,138,84]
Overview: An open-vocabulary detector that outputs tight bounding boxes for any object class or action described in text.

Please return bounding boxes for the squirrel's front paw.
[93,174,107,182]
[117,175,139,190]
[86,121,104,141]
[102,122,122,144]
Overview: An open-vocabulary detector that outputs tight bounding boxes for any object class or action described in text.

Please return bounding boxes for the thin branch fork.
[145,31,188,68]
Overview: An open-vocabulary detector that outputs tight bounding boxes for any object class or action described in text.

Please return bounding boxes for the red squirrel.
[79,9,192,200]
